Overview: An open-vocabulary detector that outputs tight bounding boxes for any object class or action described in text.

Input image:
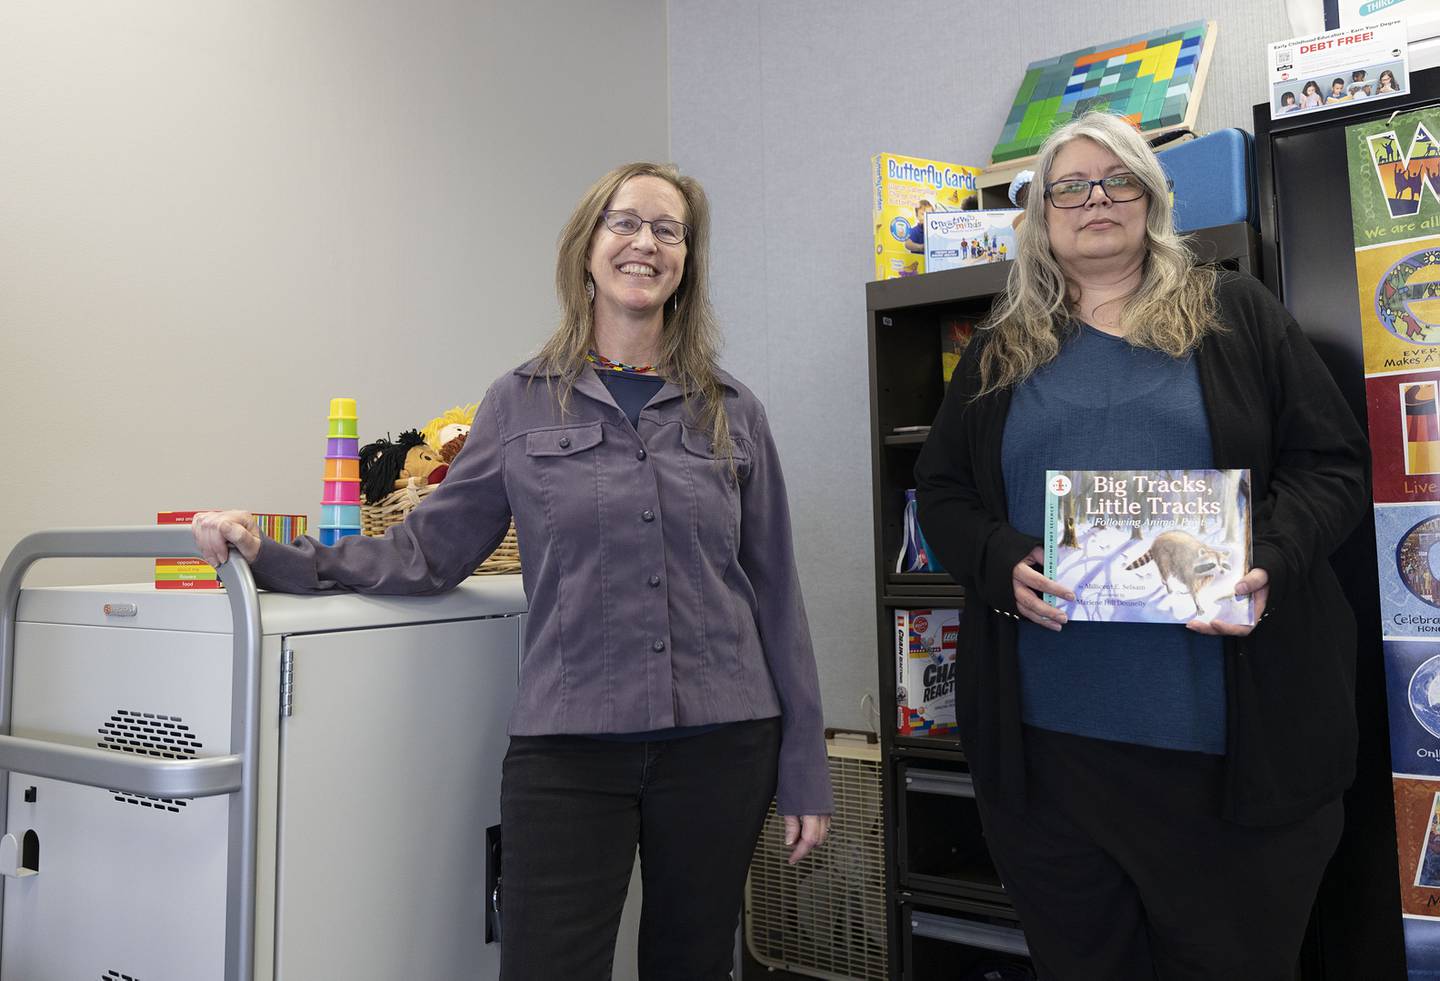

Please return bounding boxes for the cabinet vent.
[97,709,203,813]
[745,736,887,981]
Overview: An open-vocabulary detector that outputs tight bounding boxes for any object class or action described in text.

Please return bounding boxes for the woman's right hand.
[1012,545,1070,631]
[191,510,262,567]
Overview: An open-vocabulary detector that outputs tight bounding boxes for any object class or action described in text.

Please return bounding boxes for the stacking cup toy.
[322,481,361,505]
[324,457,360,481]
[318,526,362,546]
[321,504,362,527]
[322,397,363,543]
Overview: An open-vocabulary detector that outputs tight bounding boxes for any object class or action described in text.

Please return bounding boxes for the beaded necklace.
[586,350,658,375]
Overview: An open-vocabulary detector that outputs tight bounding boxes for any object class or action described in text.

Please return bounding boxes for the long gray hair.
[978,112,1221,394]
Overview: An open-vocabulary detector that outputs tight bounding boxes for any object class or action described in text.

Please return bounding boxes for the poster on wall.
[1374,504,1440,636]
[1367,371,1440,502]
[1385,639,1440,776]
[1349,106,1440,968]
[1393,775,1440,917]
[1270,19,1409,118]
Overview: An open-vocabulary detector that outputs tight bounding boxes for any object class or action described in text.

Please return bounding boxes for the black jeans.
[498,717,781,981]
[976,725,1344,981]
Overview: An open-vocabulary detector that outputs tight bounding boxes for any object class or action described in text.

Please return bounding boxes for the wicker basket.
[361,479,521,576]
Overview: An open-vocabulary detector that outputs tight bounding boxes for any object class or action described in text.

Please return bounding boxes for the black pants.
[975,726,1343,981]
[498,718,781,981]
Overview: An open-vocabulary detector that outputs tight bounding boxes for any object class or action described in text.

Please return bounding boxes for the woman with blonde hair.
[192,162,831,979]
[915,112,1367,978]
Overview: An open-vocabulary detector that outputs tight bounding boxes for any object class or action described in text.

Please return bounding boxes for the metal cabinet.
[0,527,525,981]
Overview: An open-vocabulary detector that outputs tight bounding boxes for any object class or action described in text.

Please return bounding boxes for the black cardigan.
[915,270,1370,827]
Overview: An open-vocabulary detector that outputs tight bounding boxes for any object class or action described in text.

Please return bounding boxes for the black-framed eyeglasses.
[600,210,690,245]
[1043,173,1149,209]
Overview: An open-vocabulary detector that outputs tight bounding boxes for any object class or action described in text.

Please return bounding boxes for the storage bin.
[903,905,1033,980]
[897,761,1006,901]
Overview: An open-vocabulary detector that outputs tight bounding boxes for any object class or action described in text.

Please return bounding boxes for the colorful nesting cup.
[321,504,362,527]
[326,437,359,458]
[324,457,361,481]
[322,480,361,505]
[328,397,357,420]
[327,417,359,438]
[318,526,361,546]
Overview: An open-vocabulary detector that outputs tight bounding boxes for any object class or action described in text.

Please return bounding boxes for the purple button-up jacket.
[252,360,832,815]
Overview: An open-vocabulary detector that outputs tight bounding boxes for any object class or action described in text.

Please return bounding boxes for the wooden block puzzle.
[992,21,1215,165]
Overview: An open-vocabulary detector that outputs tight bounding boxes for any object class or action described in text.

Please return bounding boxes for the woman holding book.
[191,161,831,980]
[915,111,1367,980]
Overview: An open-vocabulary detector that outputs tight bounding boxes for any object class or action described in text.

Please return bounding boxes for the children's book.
[940,316,977,385]
[895,608,959,736]
[1042,469,1253,625]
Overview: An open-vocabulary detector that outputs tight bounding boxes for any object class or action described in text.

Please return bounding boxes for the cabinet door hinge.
[280,644,295,718]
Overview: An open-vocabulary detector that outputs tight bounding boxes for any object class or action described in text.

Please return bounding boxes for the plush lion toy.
[359,430,449,503]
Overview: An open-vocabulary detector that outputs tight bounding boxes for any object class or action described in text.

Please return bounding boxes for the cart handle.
[0,735,241,798]
[0,525,261,981]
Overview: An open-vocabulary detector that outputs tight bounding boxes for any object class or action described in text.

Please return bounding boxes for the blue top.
[597,368,666,429]
[1001,323,1226,754]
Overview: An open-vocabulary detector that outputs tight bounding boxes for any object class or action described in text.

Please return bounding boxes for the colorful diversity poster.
[1349,106,1440,961]
[1369,372,1440,502]
[1385,640,1440,776]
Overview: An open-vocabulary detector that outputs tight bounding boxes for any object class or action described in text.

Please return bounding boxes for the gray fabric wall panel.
[670,1,1291,732]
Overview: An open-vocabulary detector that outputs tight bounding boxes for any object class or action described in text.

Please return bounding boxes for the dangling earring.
[585,277,595,302]
[671,292,679,313]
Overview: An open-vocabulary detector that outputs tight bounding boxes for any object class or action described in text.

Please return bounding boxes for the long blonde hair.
[537,162,731,455]
[978,112,1221,394]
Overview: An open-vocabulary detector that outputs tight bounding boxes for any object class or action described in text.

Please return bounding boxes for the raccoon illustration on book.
[1123,530,1232,618]
[1043,468,1254,626]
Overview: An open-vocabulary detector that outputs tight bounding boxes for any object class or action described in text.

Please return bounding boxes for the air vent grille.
[103,971,141,980]
[97,709,203,813]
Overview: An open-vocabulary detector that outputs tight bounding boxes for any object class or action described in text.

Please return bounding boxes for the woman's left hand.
[783,814,831,865]
[1186,567,1268,637]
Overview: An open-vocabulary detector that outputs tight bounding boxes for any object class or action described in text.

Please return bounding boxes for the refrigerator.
[0,526,525,980]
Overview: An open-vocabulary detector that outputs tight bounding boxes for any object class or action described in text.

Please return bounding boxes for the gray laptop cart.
[0,526,524,980]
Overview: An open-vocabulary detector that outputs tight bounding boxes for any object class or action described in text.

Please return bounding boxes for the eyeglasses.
[600,210,690,245]
[1044,173,1148,209]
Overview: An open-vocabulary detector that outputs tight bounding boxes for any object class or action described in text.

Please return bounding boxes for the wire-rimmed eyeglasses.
[600,210,690,245]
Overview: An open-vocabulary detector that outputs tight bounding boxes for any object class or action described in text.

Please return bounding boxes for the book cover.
[895,608,959,736]
[1042,469,1253,625]
[871,152,982,280]
[923,209,1020,273]
[940,316,977,385]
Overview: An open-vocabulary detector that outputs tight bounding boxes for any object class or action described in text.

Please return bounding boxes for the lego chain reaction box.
[895,608,960,736]
[872,153,983,280]
[156,511,307,589]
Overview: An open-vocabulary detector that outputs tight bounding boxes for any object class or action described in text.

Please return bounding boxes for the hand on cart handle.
[191,510,263,567]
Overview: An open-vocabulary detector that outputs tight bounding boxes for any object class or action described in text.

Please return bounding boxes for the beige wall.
[1,0,669,585]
